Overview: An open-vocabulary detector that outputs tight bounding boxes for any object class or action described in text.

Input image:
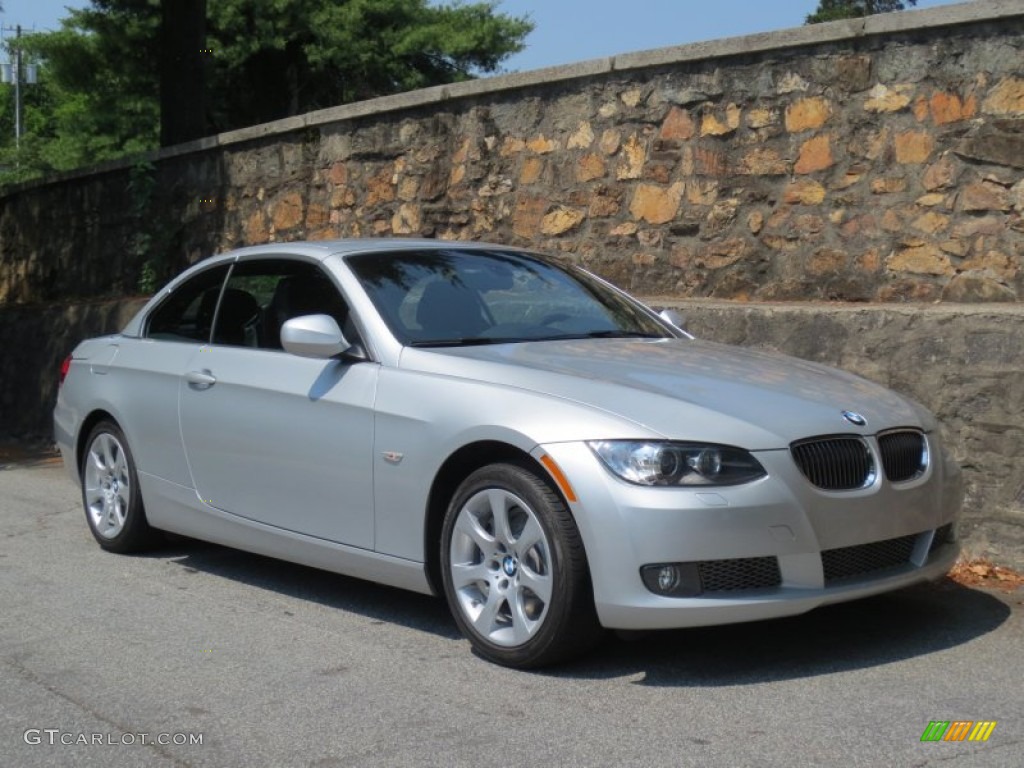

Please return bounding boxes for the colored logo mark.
[920,721,996,742]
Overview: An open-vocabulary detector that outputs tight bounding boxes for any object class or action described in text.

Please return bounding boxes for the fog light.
[657,565,679,592]
[641,563,702,597]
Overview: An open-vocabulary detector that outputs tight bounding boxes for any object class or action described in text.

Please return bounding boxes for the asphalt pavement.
[2,460,1021,768]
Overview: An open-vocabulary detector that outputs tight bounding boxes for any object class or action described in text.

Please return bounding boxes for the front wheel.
[441,462,602,668]
[81,420,160,553]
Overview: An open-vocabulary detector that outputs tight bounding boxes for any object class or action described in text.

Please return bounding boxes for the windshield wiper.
[409,337,526,347]
[575,330,666,339]
[410,330,666,347]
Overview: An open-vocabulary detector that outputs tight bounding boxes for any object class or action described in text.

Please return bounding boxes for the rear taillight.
[59,354,72,386]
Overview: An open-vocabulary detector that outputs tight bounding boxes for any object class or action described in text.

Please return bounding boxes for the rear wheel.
[441,462,602,668]
[81,421,160,553]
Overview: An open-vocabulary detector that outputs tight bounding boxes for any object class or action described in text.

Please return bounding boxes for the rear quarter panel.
[58,337,199,488]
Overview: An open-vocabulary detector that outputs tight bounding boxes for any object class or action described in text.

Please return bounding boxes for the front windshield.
[347,248,674,347]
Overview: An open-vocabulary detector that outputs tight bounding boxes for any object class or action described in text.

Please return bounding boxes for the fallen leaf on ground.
[949,558,1024,593]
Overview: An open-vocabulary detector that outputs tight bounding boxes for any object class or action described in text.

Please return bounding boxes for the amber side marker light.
[540,454,578,503]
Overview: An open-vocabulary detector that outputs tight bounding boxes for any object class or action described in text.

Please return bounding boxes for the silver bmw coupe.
[55,239,963,667]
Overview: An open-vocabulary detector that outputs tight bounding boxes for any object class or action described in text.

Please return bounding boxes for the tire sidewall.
[440,462,580,668]
[81,421,150,552]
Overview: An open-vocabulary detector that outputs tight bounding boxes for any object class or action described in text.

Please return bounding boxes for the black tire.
[441,462,603,668]
[80,420,160,553]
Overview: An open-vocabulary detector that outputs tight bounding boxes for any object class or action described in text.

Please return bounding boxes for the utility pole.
[2,23,38,152]
[14,24,21,149]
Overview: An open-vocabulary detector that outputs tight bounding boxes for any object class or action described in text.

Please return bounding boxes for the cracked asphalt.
[2,460,1021,767]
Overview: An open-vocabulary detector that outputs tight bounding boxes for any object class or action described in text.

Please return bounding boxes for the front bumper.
[536,438,962,631]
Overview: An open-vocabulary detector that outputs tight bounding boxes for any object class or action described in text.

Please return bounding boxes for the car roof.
[226,238,524,263]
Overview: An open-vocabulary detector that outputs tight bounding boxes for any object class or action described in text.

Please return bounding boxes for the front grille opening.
[879,429,928,482]
[699,557,782,592]
[822,534,917,584]
[929,523,954,554]
[791,436,875,491]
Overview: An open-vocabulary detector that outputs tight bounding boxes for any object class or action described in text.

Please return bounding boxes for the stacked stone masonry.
[0,3,1022,305]
[227,25,1024,305]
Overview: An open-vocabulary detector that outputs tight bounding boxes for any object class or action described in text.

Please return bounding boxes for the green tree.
[0,2,160,181]
[0,26,160,182]
[206,0,532,129]
[806,0,917,24]
[161,0,207,146]
[0,0,532,184]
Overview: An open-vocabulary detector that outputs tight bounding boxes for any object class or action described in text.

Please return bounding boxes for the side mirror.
[281,314,351,359]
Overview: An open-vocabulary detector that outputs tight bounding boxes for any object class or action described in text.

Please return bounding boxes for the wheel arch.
[76,409,118,473]
[423,440,569,597]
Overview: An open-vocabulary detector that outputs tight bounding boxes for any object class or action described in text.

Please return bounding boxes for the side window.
[213,259,357,350]
[146,265,230,343]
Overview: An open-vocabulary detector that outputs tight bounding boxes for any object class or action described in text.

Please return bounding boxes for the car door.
[178,257,377,549]
[127,262,233,487]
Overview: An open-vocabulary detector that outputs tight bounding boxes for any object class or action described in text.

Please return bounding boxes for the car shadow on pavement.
[141,537,1014,679]
[152,537,462,640]
[555,579,1015,685]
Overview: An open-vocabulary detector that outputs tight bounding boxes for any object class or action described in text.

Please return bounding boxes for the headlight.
[588,440,766,487]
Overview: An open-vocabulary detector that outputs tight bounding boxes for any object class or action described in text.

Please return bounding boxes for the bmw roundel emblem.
[842,410,867,427]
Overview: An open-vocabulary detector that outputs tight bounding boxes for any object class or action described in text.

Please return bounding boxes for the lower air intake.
[698,557,782,592]
[822,534,917,584]
[929,523,954,554]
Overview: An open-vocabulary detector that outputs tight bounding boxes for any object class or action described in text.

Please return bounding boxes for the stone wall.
[0,1,1021,305]
[0,298,146,438]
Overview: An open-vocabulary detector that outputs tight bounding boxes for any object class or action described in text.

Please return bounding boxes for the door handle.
[185,370,217,389]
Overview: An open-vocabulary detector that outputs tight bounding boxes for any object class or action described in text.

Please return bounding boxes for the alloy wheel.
[448,488,554,647]
[84,432,132,539]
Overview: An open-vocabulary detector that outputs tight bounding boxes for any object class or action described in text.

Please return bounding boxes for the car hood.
[401,338,929,450]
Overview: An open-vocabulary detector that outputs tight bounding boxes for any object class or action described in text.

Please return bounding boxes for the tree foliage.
[161,0,207,146]
[208,0,531,126]
[806,0,917,24]
[0,20,160,183]
[0,0,532,184]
